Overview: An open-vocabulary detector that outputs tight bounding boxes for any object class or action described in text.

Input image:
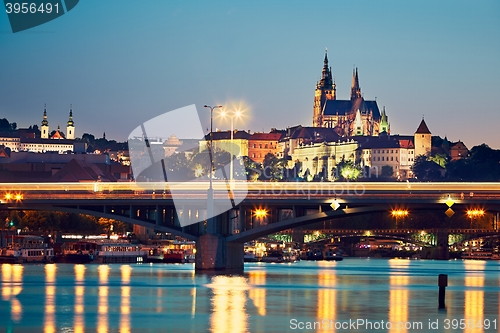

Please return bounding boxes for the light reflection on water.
[0,259,499,332]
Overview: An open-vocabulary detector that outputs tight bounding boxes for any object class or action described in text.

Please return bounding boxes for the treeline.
[1,210,130,234]
[412,144,500,181]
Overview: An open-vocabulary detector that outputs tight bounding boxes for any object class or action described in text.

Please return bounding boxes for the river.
[1,259,499,332]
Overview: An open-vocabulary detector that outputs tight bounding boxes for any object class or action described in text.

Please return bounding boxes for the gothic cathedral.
[312,51,389,137]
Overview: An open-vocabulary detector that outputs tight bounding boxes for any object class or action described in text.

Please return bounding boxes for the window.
[377,157,380,161]
[382,157,384,161]
[253,144,256,148]
[265,144,268,149]
[391,157,393,161]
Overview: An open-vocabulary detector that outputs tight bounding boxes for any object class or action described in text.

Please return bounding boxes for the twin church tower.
[312,50,389,137]
[40,104,75,140]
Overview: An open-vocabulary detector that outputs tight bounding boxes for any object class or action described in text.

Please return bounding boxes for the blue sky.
[1,1,499,148]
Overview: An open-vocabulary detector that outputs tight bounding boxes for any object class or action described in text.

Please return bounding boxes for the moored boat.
[0,235,54,264]
[461,248,499,260]
[261,251,284,263]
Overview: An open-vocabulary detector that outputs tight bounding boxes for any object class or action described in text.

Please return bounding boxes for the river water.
[1,259,499,333]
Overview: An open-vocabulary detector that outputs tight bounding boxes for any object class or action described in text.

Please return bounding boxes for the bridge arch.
[9,205,197,241]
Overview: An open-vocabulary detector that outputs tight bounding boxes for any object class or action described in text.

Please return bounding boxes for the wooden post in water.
[438,274,448,309]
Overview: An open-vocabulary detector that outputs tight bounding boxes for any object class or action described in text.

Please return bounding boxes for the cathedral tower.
[66,104,75,140]
[41,104,49,139]
[414,118,431,157]
[312,49,336,127]
[350,67,361,100]
[380,107,390,134]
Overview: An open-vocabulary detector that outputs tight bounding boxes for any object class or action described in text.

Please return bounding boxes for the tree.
[335,159,362,181]
[163,152,192,180]
[381,165,394,178]
[260,153,287,181]
[429,153,448,168]
[241,156,262,181]
[411,155,443,181]
[0,118,10,131]
[447,144,500,181]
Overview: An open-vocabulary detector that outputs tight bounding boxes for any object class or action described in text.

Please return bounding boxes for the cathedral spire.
[313,49,336,127]
[322,48,330,80]
[350,67,361,100]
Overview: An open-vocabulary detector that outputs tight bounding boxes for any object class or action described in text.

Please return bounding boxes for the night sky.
[1,1,499,148]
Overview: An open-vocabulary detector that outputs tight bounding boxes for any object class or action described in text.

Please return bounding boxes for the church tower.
[66,104,75,140]
[41,104,49,139]
[350,67,361,100]
[380,107,390,134]
[414,118,432,157]
[312,49,336,127]
[354,109,363,135]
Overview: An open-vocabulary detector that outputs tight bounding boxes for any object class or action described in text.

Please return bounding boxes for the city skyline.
[1,1,499,149]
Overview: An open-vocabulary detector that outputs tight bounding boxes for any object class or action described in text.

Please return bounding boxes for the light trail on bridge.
[1,181,499,193]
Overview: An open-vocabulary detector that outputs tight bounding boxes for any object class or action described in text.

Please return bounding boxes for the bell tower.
[313,49,336,127]
[414,118,432,157]
[66,104,75,140]
[41,104,49,139]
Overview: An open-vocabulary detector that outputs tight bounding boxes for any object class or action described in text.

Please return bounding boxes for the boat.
[163,249,185,263]
[461,248,499,260]
[0,235,54,264]
[305,249,324,261]
[143,246,165,263]
[323,249,344,261]
[261,251,284,263]
[53,241,93,264]
[93,239,147,263]
[143,240,196,263]
[244,250,260,262]
[54,239,147,263]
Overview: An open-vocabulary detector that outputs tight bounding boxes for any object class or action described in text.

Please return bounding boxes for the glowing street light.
[220,109,243,184]
[3,193,22,202]
[467,209,485,228]
[391,209,409,218]
[254,208,267,219]
[391,209,409,228]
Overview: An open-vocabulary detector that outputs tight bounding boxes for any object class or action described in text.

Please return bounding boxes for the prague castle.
[312,51,389,136]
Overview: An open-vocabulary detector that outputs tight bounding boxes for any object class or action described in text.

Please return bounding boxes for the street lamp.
[220,109,242,183]
[204,105,222,234]
[466,209,485,229]
[391,209,408,228]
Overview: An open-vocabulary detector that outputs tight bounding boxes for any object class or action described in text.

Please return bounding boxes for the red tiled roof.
[249,133,282,141]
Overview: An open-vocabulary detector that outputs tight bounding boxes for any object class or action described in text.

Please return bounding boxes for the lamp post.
[220,109,242,184]
[391,209,408,229]
[204,105,222,234]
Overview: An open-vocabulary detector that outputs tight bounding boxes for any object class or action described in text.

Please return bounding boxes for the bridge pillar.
[435,229,450,260]
[195,234,244,271]
[291,228,304,246]
[422,229,450,260]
